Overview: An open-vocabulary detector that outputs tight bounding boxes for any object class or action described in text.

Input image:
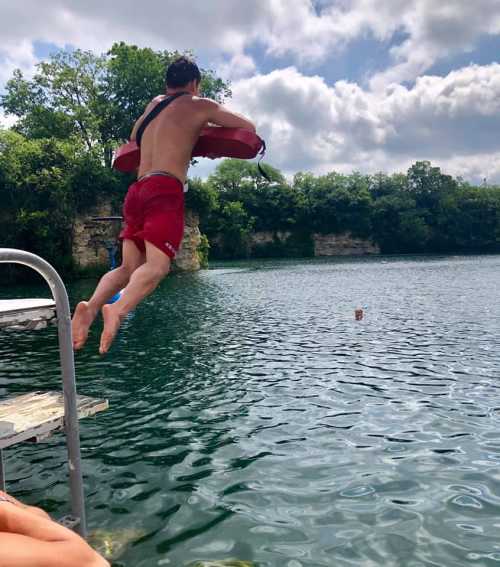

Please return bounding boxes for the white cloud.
[1,1,500,182]
[267,1,500,88]
[368,0,500,88]
[189,157,220,180]
[0,39,38,86]
[1,1,499,86]
[0,1,270,62]
[0,109,17,129]
[229,63,500,182]
[216,52,257,81]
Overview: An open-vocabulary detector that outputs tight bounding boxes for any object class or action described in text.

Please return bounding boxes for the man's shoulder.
[142,96,165,115]
[189,97,219,115]
[191,96,217,105]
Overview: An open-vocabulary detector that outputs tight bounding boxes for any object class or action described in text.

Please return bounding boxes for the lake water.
[1,255,500,566]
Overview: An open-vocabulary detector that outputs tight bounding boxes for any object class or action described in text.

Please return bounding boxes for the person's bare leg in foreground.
[72,240,145,350]
[0,490,109,566]
[100,241,170,354]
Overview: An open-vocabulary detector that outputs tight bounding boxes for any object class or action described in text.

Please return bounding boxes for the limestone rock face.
[173,209,202,272]
[249,231,292,247]
[313,233,380,256]
[72,201,119,270]
[72,202,202,272]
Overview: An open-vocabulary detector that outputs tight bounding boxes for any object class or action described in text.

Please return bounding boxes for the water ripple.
[1,255,500,565]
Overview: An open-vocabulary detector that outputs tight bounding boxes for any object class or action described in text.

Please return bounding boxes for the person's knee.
[148,261,170,281]
[26,505,51,520]
[117,263,137,281]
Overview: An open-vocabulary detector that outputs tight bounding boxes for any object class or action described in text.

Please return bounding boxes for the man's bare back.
[132,93,256,183]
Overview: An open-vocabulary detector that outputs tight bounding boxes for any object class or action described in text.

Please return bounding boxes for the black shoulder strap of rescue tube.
[136,92,189,147]
[257,139,272,182]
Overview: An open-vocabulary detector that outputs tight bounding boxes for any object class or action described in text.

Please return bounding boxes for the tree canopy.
[0,43,230,275]
[198,159,500,259]
[2,43,231,166]
[1,42,499,275]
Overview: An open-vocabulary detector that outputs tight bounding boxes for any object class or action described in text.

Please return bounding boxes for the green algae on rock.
[88,528,146,561]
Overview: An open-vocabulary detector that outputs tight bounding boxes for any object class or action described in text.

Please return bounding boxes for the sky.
[1,0,500,183]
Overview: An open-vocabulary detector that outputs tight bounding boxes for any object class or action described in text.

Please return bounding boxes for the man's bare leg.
[72,240,145,350]
[100,241,171,355]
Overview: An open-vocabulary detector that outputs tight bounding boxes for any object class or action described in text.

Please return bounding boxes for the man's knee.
[118,263,138,281]
[148,260,170,281]
[27,505,51,520]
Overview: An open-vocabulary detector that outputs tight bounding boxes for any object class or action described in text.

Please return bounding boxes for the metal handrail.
[0,248,86,537]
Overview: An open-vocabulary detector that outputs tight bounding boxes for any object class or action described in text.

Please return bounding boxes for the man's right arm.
[199,99,256,132]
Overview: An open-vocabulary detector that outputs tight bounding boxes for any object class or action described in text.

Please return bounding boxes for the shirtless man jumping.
[72,56,255,354]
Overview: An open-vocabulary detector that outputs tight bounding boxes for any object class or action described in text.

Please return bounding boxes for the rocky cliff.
[249,231,292,249]
[72,202,202,272]
[173,210,202,271]
[313,233,380,256]
[248,230,379,257]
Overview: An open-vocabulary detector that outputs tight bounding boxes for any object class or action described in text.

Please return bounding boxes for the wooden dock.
[0,392,109,449]
[0,298,56,330]
[0,248,110,535]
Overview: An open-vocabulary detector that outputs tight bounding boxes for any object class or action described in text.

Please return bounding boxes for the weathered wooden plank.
[0,299,56,330]
[0,391,108,449]
[0,299,56,314]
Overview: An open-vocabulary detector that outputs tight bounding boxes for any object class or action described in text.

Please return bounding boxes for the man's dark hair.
[166,56,201,88]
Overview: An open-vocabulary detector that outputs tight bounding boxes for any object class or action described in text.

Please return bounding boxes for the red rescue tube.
[112,127,264,173]
[112,141,140,173]
[192,127,263,159]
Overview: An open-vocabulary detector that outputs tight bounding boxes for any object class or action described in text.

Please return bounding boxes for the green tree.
[214,200,255,259]
[2,52,106,149]
[207,159,303,233]
[208,159,284,194]
[0,130,76,268]
[186,177,219,219]
[453,185,500,251]
[0,129,127,275]
[1,44,231,166]
[299,171,373,236]
[372,192,431,253]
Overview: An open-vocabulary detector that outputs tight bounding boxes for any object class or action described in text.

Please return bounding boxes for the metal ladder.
[0,248,108,537]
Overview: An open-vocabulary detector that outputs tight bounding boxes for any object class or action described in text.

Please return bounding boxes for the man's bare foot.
[72,301,95,350]
[100,304,122,355]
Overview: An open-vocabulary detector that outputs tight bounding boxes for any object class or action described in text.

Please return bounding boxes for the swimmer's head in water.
[166,56,201,93]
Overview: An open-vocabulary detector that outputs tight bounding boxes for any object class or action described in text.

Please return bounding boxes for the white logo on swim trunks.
[165,241,176,256]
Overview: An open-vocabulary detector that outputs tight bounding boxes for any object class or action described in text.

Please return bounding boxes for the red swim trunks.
[119,174,184,258]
